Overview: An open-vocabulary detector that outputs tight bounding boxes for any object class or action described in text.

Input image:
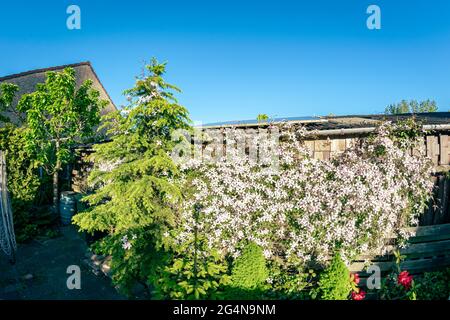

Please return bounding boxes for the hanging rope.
[0,150,16,264]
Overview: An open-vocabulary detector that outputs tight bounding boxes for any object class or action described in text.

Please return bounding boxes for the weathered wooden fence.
[350,222,450,295]
[303,133,449,167]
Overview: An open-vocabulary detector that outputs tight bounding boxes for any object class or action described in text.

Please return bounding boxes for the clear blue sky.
[1,0,450,123]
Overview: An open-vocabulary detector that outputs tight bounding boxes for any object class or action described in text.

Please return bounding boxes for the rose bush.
[398,271,414,290]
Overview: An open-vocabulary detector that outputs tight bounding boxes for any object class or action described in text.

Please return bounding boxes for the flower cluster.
[121,234,136,250]
[397,271,414,290]
[175,122,434,270]
[351,290,366,300]
[380,268,418,300]
[350,273,366,300]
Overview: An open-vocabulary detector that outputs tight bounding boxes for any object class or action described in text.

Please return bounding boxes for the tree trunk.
[53,141,61,215]
[53,169,59,215]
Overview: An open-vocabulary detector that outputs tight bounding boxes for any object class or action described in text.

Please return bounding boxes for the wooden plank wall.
[304,134,450,167]
[350,223,450,295]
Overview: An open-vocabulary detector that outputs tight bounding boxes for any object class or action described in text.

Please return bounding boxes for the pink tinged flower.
[122,242,132,250]
[397,271,413,289]
[351,290,366,300]
[121,235,132,250]
[351,273,360,284]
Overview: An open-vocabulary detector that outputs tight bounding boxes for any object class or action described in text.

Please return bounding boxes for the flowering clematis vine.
[174,122,434,269]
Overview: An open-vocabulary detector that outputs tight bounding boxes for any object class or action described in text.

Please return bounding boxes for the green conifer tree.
[72,59,191,293]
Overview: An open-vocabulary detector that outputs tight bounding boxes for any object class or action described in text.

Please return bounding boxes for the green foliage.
[92,230,169,296]
[18,67,104,167]
[266,262,315,300]
[0,83,41,242]
[416,268,450,300]
[256,114,269,123]
[223,242,269,299]
[379,251,418,300]
[390,118,424,144]
[152,238,231,300]
[18,67,106,211]
[149,204,231,300]
[231,242,268,289]
[379,272,418,300]
[314,253,351,300]
[0,82,20,123]
[380,255,449,301]
[73,58,192,294]
[385,99,437,114]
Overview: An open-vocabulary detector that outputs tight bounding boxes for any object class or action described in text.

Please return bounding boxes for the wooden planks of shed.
[420,173,450,226]
[306,134,450,166]
[350,223,450,293]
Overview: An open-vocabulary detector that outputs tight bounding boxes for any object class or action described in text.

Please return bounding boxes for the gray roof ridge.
[0,61,91,81]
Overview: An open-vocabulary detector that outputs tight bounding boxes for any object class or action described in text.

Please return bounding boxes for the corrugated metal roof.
[199,112,450,131]
[201,116,325,128]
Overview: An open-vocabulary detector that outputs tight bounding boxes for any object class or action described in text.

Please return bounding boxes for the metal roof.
[201,116,325,128]
[199,112,450,131]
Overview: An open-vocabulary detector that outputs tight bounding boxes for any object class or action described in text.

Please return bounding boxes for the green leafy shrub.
[1,82,41,242]
[379,251,418,300]
[231,242,268,289]
[1,127,56,242]
[224,242,269,299]
[378,253,449,301]
[266,262,315,300]
[91,230,169,297]
[314,253,351,300]
[15,223,38,243]
[380,271,418,300]
[152,240,231,300]
[416,268,450,300]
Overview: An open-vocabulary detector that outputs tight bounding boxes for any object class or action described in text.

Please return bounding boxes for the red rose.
[351,290,366,300]
[351,273,360,284]
[397,271,413,289]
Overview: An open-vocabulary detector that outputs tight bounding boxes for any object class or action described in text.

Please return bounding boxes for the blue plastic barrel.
[60,191,77,225]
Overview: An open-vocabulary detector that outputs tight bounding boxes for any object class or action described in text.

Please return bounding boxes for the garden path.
[0,226,125,300]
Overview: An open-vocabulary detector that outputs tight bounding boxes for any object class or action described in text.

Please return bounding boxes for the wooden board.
[350,223,450,282]
[426,135,440,165]
[439,135,449,165]
[350,256,450,274]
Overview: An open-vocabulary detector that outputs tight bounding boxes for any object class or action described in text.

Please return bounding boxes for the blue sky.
[1,0,450,123]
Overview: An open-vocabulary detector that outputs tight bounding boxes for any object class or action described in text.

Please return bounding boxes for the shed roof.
[202,112,450,132]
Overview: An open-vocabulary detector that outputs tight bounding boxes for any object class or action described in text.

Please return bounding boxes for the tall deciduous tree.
[18,68,106,214]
